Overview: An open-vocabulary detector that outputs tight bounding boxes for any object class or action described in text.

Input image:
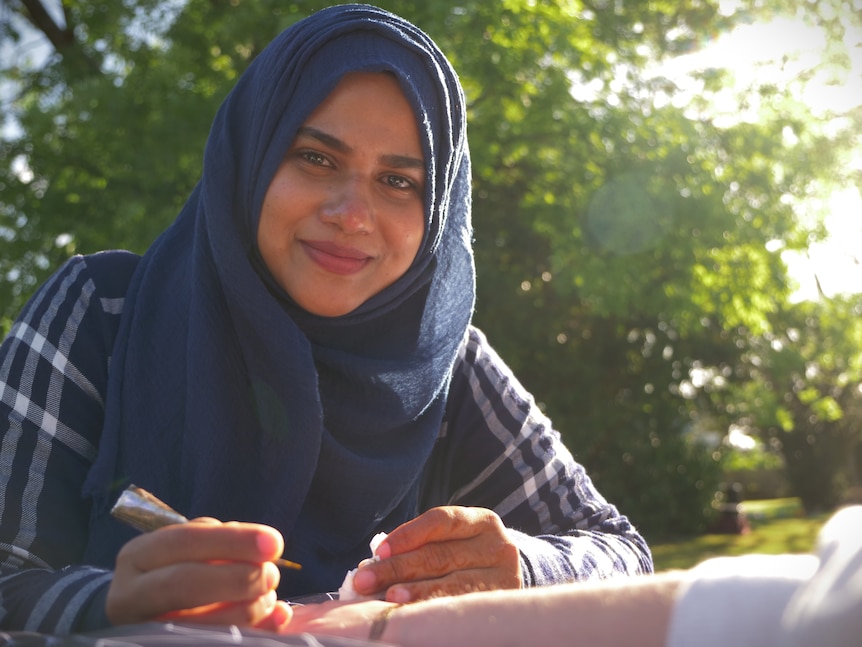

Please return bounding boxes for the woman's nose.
[320,177,373,233]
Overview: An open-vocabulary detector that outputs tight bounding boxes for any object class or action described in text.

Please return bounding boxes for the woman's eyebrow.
[297,126,424,170]
[298,126,348,152]
[382,153,425,170]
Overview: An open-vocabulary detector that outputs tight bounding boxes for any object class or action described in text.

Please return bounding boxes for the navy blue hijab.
[83,4,474,596]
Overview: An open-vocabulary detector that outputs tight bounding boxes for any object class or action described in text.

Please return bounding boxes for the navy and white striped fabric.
[1,253,652,633]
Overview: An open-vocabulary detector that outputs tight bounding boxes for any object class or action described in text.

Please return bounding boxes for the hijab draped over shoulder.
[83,4,474,596]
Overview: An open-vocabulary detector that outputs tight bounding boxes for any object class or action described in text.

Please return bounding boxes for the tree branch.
[19,0,74,52]
[18,0,102,76]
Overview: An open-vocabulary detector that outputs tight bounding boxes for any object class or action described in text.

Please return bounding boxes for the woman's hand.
[351,506,521,602]
[106,518,293,630]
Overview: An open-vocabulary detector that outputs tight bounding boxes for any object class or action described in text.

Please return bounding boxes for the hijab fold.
[82,4,474,596]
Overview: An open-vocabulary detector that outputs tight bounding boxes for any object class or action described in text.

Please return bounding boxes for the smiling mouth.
[302,240,371,275]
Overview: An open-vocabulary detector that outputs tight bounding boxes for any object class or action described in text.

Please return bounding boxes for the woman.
[0,4,651,635]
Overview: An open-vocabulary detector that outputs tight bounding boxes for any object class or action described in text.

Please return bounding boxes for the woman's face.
[257,72,426,317]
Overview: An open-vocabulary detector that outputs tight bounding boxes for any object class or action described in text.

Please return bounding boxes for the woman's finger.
[155,590,280,627]
[382,564,520,603]
[107,520,283,622]
[108,550,281,624]
[253,600,294,633]
[116,520,285,573]
[377,506,492,556]
[354,506,520,599]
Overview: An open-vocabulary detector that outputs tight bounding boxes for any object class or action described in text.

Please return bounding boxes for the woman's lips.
[302,240,371,275]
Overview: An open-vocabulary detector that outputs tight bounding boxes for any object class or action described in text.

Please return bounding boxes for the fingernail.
[257,530,283,559]
[353,568,376,592]
[264,562,280,590]
[271,601,292,630]
[262,590,277,612]
[375,541,391,559]
[389,586,411,604]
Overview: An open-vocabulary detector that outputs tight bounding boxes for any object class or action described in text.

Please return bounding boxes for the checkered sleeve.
[0,254,130,633]
[422,326,653,586]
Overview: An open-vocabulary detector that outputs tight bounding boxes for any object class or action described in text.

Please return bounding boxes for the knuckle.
[377,555,409,584]
[491,539,522,587]
[238,592,275,624]
[116,532,157,568]
[438,573,484,597]
[491,536,518,563]
[228,563,266,596]
[115,541,137,568]
[422,542,455,573]
[422,506,452,528]
[428,505,463,525]
[480,508,505,531]
[231,605,258,626]
[391,580,438,602]
[161,565,201,601]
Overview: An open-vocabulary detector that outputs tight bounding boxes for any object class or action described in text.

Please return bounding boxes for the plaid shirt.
[0,253,652,634]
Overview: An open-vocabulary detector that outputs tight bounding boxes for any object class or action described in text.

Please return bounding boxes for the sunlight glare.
[655,7,862,301]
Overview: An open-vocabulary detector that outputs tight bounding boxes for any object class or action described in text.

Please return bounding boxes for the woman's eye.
[299,150,330,166]
[385,174,415,190]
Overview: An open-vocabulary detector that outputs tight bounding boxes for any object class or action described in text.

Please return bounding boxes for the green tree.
[1,0,309,309]
[718,296,862,512]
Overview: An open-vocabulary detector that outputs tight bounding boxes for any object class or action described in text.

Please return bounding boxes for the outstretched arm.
[289,572,680,647]
[289,508,862,647]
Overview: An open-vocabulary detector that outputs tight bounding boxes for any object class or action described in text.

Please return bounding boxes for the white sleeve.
[665,553,818,647]
[667,505,862,647]
[780,505,862,647]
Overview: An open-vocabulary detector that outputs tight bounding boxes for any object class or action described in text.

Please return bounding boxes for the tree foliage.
[2,0,861,538]
[717,296,862,512]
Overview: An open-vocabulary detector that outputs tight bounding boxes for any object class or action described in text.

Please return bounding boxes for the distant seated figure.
[712,482,751,535]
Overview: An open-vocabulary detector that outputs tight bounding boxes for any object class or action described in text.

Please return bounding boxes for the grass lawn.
[649,498,832,572]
